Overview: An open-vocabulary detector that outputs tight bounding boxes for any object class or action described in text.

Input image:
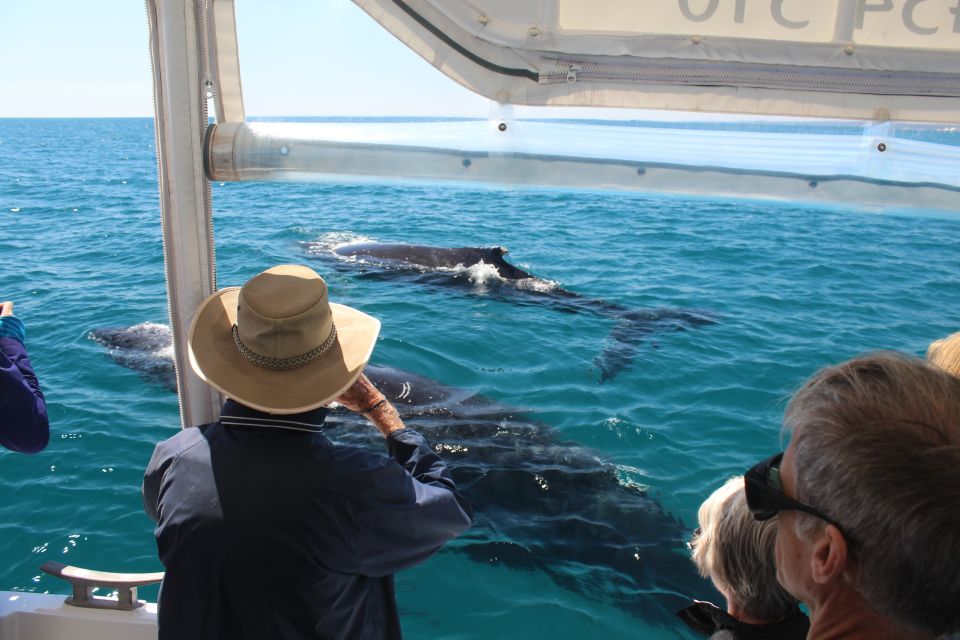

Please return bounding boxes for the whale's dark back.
[333,243,535,280]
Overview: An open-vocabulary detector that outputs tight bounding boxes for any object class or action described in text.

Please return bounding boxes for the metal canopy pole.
[207,0,245,124]
[147,0,221,428]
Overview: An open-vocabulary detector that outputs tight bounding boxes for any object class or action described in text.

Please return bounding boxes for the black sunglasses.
[744,452,844,533]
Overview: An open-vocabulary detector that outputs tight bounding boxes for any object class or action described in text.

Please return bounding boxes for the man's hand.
[0,301,13,317]
[335,374,384,413]
[335,373,405,437]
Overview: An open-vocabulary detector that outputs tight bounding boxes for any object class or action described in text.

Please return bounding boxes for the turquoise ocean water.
[1,117,959,638]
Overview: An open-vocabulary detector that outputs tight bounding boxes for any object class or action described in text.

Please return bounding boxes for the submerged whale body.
[90,323,716,628]
[313,240,717,382]
[90,323,177,391]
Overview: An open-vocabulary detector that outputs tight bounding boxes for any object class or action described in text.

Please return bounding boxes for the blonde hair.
[691,476,795,622]
[927,331,960,377]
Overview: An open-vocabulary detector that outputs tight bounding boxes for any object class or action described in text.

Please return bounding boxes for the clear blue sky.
[0,0,760,121]
[0,1,493,118]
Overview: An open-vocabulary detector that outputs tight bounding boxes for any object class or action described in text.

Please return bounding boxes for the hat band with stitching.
[231,323,338,372]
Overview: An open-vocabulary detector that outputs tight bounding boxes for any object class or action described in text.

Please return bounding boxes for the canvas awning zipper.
[543,59,960,97]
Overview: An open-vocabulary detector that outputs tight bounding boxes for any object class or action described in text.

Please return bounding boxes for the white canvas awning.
[353,0,960,123]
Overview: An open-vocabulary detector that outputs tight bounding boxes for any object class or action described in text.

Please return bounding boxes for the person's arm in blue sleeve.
[142,439,173,523]
[333,375,474,578]
[0,304,50,454]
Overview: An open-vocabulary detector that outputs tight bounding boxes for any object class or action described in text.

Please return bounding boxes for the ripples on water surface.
[1,118,959,638]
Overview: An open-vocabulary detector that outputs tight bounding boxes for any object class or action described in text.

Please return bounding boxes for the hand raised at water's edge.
[335,374,384,412]
[0,301,13,317]
[335,373,405,437]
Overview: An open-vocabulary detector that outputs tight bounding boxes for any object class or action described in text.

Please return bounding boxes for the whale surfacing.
[316,240,718,382]
[334,243,538,281]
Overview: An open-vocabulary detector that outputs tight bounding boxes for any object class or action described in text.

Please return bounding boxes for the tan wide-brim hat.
[187,265,380,414]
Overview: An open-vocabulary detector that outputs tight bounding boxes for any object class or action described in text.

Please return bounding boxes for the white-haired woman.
[677,476,809,639]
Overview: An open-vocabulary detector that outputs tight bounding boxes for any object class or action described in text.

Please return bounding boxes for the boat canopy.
[354,0,960,123]
[147,0,960,428]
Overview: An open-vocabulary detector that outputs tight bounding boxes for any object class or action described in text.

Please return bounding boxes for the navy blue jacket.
[0,319,50,453]
[142,399,473,640]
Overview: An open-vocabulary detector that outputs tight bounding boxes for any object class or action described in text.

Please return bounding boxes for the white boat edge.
[0,592,157,640]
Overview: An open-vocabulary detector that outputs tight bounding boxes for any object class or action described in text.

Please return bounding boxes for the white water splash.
[514,277,561,293]
[614,465,651,492]
[462,260,504,289]
[302,231,376,258]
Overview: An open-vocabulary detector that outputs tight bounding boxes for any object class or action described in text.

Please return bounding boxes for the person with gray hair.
[677,476,809,639]
[744,352,960,639]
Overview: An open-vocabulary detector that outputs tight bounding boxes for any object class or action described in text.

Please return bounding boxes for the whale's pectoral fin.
[594,309,718,383]
[594,338,640,384]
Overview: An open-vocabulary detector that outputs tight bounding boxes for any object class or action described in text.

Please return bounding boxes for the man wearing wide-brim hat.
[142,265,474,640]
